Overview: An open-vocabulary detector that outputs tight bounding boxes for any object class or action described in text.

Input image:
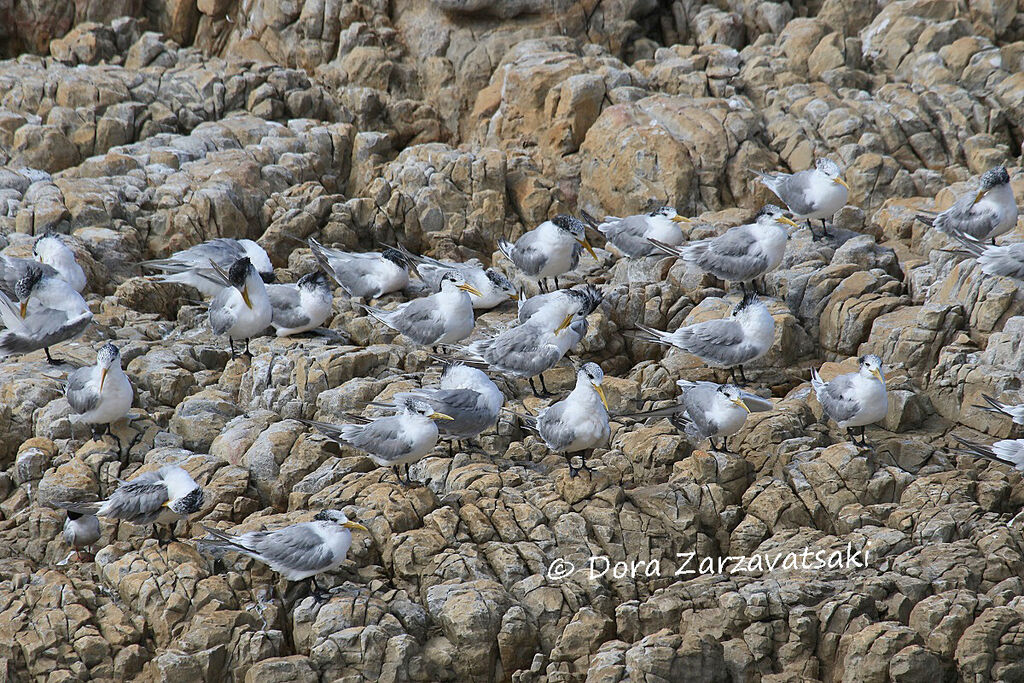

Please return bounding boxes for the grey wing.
[3,310,92,353]
[66,367,100,414]
[0,257,57,292]
[386,298,445,344]
[933,195,999,239]
[681,384,721,439]
[483,324,562,375]
[178,239,245,269]
[267,285,311,329]
[698,227,769,280]
[511,231,549,276]
[344,417,415,462]
[102,479,169,523]
[776,171,818,215]
[601,215,658,257]
[537,402,577,451]
[677,318,746,363]
[818,374,861,423]
[978,244,1024,279]
[517,292,557,322]
[739,391,774,412]
[208,289,235,335]
[251,524,336,573]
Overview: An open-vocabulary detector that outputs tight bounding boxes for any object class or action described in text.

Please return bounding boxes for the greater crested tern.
[66,342,133,445]
[63,511,101,561]
[754,159,849,239]
[358,271,480,350]
[300,398,454,486]
[199,509,368,601]
[498,214,597,292]
[0,268,92,363]
[917,166,1018,243]
[308,238,410,300]
[267,271,334,336]
[396,246,518,310]
[810,354,888,446]
[143,238,275,297]
[650,205,798,292]
[583,206,691,258]
[633,292,775,384]
[208,257,273,357]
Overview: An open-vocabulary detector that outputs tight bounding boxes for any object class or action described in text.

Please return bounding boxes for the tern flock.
[3,160,1022,598]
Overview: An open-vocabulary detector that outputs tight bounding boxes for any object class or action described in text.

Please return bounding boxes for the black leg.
[721,436,730,453]
[577,450,594,475]
[538,373,551,397]
[566,454,578,478]
[244,338,252,357]
[821,219,831,238]
[540,279,548,294]
[308,575,330,602]
[447,440,454,457]
[554,276,560,290]
[529,376,543,398]
[228,338,236,358]
[392,465,402,484]
[45,347,57,364]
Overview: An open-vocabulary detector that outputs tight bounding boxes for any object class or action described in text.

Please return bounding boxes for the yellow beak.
[592,382,608,409]
[555,313,574,334]
[833,177,850,190]
[508,291,519,301]
[778,216,800,228]
[871,369,884,383]
[19,301,27,318]
[241,286,252,309]
[457,283,483,297]
[343,520,369,532]
[670,215,691,224]
[100,367,108,393]
[430,412,455,421]
[973,190,985,205]
[732,397,750,413]
[579,238,597,260]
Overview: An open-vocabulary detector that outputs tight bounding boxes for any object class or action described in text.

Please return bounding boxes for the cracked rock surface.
[3,1,1024,681]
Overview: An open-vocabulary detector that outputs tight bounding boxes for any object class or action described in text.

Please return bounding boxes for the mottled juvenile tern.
[651,205,798,292]
[200,509,368,601]
[583,207,691,257]
[918,166,1018,243]
[754,159,849,239]
[498,215,597,292]
[309,238,410,300]
[267,271,334,336]
[810,355,888,446]
[63,511,101,561]
[633,293,775,383]
[143,238,275,297]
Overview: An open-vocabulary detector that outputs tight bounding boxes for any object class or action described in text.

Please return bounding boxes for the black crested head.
[485,268,514,291]
[228,258,252,287]
[172,487,204,515]
[66,510,85,520]
[97,343,119,365]
[381,248,407,268]
[981,166,1010,189]
[15,267,44,301]
[298,271,329,290]
[733,291,760,314]
[551,214,585,234]
[755,204,783,221]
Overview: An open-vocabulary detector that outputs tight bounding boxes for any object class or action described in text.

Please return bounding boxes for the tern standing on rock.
[199,509,368,602]
[621,380,773,453]
[650,205,798,293]
[633,293,776,384]
[498,214,597,293]
[300,398,454,486]
[583,206,691,258]
[62,511,101,561]
[66,343,133,446]
[754,159,850,239]
[525,362,610,478]
[208,257,273,357]
[810,354,888,447]
[918,166,1018,243]
[358,271,481,351]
